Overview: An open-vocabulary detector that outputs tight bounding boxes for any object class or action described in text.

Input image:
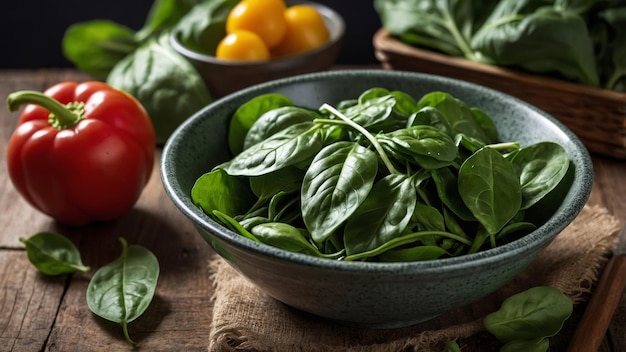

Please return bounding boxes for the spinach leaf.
[458,146,521,235]
[455,133,486,154]
[378,125,458,169]
[228,93,294,155]
[220,122,324,176]
[556,0,598,14]
[341,94,405,133]
[410,201,446,233]
[431,167,475,221]
[407,106,454,138]
[472,5,599,86]
[191,169,256,218]
[378,245,449,262]
[508,142,570,210]
[249,167,304,201]
[193,88,570,262]
[86,237,159,346]
[136,0,203,41]
[483,286,573,343]
[250,222,342,258]
[599,6,626,91]
[20,232,90,276]
[417,92,496,143]
[62,21,137,80]
[107,33,212,144]
[374,0,488,61]
[244,106,319,150]
[442,340,463,352]
[343,174,417,256]
[500,338,549,352]
[301,142,378,244]
[172,0,238,55]
[212,210,260,241]
[470,107,499,143]
[389,90,419,115]
[358,87,393,103]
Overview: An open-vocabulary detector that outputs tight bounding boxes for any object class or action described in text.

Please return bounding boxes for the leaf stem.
[344,230,472,261]
[117,237,136,346]
[319,103,400,174]
[605,68,625,91]
[122,322,136,346]
[488,141,520,151]
[441,11,477,62]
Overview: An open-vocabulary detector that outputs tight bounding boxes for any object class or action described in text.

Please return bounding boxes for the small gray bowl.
[170,0,345,98]
[161,69,593,328]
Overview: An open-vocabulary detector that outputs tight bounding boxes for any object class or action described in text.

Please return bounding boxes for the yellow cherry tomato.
[272,5,330,57]
[226,0,287,49]
[216,30,270,61]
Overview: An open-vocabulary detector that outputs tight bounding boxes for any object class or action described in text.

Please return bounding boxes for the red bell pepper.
[6,81,156,225]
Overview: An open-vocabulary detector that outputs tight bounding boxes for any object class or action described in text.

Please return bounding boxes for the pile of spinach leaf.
[62,0,238,143]
[374,0,626,92]
[191,88,571,262]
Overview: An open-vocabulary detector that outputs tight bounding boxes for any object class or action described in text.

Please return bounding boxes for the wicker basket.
[373,28,626,159]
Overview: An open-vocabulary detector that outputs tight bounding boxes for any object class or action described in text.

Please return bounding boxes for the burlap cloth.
[207,205,622,351]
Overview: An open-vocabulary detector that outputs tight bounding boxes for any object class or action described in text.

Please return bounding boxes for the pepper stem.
[6,90,85,129]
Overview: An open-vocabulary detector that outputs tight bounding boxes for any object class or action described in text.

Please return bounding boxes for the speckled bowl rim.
[169,0,346,67]
[161,69,594,275]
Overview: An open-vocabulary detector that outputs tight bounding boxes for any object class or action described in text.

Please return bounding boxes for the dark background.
[0,1,381,69]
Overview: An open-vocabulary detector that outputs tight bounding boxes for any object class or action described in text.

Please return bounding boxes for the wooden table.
[0,69,625,351]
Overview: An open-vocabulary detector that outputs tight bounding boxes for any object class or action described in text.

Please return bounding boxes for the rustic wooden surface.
[0,68,625,351]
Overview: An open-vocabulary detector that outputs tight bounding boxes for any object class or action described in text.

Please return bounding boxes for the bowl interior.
[161,69,593,274]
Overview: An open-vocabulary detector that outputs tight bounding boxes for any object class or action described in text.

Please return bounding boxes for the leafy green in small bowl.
[161,69,593,328]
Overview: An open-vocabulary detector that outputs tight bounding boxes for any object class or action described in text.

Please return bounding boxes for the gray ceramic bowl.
[170,0,345,98]
[161,70,593,328]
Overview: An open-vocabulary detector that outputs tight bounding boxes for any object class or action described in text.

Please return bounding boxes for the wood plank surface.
[1,68,625,351]
[0,69,216,351]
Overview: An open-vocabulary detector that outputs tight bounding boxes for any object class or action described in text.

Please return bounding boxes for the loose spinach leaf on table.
[500,338,550,352]
[483,286,573,350]
[20,232,90,276]
[86,237,159,346]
